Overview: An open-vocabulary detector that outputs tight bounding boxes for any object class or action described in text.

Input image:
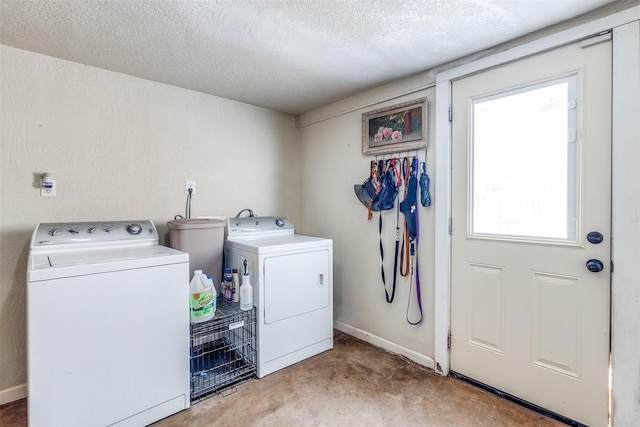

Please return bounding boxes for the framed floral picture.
[362,97,427,155]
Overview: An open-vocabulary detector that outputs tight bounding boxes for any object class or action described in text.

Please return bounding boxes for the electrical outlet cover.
[185,180,196,195]
[41,180,56,197]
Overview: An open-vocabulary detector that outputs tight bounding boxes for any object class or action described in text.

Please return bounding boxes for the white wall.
[611,19,640,425]
[0,45,301,402]
[299,82,436,366]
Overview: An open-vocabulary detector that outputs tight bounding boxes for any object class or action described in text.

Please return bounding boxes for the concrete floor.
[0,330,562,426]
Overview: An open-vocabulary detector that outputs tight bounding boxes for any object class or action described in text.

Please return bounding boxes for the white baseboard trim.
[0,383,27,405]
[334,321,435,370]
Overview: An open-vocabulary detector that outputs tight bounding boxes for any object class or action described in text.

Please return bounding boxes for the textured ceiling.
[0,0,617,115]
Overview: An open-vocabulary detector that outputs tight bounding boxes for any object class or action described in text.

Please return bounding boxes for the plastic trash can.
[167,218,226,293]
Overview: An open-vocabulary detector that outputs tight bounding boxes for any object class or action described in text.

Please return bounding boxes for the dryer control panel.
[226,216,294,240]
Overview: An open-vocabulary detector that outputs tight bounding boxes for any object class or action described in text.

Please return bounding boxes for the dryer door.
[264,249,330,324]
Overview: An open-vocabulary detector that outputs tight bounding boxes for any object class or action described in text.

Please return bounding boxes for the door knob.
[586,231,604,244]
[586,259,604,273]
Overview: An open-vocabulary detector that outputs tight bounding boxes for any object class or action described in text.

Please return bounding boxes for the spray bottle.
[240,259,253,311]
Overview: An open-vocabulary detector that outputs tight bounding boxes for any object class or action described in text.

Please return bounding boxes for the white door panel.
[451,39,611,426]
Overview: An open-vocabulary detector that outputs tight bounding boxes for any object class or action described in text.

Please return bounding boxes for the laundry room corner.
[298,79,437,367]
[0,44,302,404]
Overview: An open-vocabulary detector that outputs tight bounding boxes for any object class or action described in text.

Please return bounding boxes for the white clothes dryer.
[27,220,190,427]
[224,216,333,378]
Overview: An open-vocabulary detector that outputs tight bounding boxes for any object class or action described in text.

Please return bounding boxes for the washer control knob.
[127,224,142,235]
[275,218,285,228]
[68,228,79,235]
[88,227,96,234]
[104,226,114,233]
[49,228,59,236]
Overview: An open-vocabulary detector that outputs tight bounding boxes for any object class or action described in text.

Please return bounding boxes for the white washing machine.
[224,216,333,378]
[27,220,190,427]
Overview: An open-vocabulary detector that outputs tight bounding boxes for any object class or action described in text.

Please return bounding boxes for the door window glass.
[471,76,578,241]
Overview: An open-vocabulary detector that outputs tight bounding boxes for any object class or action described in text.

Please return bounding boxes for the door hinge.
[448,218,452,235]
[447,330,452,349]
[610,260,614,273]
[448,104,453,122]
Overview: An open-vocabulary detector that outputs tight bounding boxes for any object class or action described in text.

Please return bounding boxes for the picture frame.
[362,97,428,156]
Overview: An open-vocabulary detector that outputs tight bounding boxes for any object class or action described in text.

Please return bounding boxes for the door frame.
[433,6,640,425]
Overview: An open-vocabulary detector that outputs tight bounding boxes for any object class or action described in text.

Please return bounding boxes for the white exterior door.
[450,38,611,426]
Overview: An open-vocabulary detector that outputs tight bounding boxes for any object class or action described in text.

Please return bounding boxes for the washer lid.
[27,245,188,282]
[48,245,179,267]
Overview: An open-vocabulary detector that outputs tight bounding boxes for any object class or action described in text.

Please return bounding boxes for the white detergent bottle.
[189,270,216,323]
[240,259,253,311]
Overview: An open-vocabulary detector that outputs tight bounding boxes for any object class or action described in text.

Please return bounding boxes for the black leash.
[378,158,401,303]
[390,181,401,303]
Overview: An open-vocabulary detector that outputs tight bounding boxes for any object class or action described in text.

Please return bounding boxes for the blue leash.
[400,157,423,325]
